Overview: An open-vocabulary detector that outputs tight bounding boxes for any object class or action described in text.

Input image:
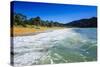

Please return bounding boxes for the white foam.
[13,28,94,66]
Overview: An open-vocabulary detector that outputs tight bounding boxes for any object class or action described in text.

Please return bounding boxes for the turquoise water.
[14,28,97,65]
[38,28,97,64]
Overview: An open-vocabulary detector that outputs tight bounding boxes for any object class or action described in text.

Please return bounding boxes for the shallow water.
[13,28,97,66]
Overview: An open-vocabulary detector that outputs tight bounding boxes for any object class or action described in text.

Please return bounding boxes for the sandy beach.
[11,26,65,37]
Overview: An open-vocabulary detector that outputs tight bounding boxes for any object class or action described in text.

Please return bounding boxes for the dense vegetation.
[13,13,97,28]
[13,13,65,28]
[65,17,97,28]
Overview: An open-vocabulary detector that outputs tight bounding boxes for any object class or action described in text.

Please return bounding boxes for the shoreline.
[11,27,96,37]
[12,30,54,37]
[11,26,66,37]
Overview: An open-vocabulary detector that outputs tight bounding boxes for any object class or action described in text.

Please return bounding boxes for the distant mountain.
[65,17,97,27]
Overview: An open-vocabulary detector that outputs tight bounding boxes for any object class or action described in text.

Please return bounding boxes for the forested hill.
[13,13,97,28]
[65,17,97,28]
[12,13,65,27]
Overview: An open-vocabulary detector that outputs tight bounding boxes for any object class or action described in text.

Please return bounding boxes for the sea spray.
[13,28,97,66]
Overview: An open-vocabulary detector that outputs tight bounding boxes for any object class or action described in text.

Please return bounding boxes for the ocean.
[13,28,97,66]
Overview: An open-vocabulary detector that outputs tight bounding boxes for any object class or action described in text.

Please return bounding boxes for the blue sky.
[12,1,97,23]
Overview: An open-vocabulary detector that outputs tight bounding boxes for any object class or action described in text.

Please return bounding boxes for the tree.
[33,16,41,26]
[13,13,27,27]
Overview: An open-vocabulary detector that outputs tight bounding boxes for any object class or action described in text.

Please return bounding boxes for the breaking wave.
[13,28,97,66]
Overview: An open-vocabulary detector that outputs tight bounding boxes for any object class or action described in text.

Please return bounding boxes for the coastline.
[11,26,66,37]
[12,30,53,37]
